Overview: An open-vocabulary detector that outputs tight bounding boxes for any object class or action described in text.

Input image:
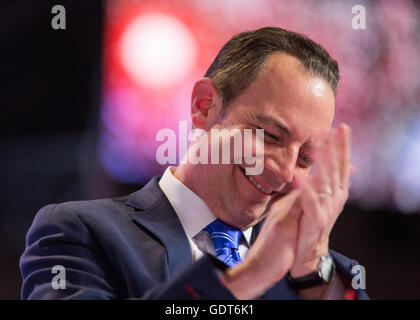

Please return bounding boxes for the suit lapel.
[126,177,192,277]
[250,219,264,245]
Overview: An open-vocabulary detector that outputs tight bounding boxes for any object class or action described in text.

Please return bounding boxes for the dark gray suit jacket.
[20,176,369,299]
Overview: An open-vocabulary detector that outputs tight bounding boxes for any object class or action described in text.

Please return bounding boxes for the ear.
[191,78,222,130]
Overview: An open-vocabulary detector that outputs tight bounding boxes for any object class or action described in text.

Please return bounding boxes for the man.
[20,27,369,300]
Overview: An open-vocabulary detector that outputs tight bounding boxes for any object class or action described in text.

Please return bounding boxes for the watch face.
[319,255,334,282]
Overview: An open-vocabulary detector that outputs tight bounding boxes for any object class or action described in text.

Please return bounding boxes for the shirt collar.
[159,166,252,245]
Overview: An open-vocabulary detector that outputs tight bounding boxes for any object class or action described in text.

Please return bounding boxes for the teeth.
[247,175,273,195]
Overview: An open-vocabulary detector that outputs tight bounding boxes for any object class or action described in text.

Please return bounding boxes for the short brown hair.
[204,27,340,110]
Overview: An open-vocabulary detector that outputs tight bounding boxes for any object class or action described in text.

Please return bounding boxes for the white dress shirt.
[159,166,253,262]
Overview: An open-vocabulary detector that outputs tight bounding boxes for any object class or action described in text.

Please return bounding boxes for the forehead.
[230,52,336,144]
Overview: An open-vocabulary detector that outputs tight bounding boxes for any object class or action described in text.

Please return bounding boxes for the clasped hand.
[223,124,353,299]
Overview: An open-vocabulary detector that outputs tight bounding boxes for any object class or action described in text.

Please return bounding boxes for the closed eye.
[257,126,278,142]
[264,131,278,141]
[298,154,313,168]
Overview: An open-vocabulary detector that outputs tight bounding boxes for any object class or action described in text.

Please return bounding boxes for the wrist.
[290,258,321,278]
[288,253,335,292]
[221,262,279,300]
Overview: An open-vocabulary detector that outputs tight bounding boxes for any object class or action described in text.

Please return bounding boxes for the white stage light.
[120,13,197,89]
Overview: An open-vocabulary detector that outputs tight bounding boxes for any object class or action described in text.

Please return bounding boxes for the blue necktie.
[204,219,243,268]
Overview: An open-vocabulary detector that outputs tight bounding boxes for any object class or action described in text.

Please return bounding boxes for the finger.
[299,177,323,217]
[310,156,331,203]
[299,178,328,237]
[285,193,304,224]
[265,189,300,222]
[337,124,351,190]
[330,128,341,192]
[315,129,339,193]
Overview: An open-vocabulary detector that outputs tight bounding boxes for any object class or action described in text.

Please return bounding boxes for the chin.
[242,207,266,227]
[223,205,265,230]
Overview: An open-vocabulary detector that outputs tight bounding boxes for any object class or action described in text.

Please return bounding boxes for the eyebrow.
[255,115,292,137]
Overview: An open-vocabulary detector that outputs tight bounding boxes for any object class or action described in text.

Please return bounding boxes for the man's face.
[191,53,335,229]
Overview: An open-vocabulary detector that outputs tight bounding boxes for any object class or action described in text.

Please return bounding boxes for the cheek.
[207,126,246,165]
[202,162,236,191]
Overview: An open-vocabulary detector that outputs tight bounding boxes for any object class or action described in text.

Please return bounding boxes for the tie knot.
[204,219,242,249]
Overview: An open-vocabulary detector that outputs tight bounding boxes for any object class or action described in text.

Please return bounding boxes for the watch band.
[287,254,336,290]
[287,271,327,290]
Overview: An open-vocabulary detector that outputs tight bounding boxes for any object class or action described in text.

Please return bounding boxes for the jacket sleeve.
[253,250,370,300]
[330,250,370,300]
[20,204,236,300]
[141,254,236,300]
[20,204,121,299]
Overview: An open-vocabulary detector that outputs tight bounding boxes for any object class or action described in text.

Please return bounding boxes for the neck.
[172,162,195,193]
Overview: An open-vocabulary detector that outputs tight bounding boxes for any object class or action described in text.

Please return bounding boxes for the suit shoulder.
[29,195,133,239]
[39,194,131,219]
[56,195,130,216]
[330,249,359,267]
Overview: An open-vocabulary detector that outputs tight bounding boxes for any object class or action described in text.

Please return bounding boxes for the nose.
[265,146,299,187]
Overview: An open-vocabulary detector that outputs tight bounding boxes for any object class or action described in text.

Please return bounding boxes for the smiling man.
[20,27,369,300]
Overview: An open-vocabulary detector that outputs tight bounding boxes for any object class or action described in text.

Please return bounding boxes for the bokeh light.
[120,13,197,89]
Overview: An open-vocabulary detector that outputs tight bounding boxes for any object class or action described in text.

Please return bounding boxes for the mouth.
[238,166,274,196]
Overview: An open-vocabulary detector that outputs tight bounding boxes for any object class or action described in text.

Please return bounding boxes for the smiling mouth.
[247,175,274,195]
[238,166,273,195]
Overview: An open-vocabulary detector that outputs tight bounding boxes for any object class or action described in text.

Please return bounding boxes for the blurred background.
[1,0,420,299]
